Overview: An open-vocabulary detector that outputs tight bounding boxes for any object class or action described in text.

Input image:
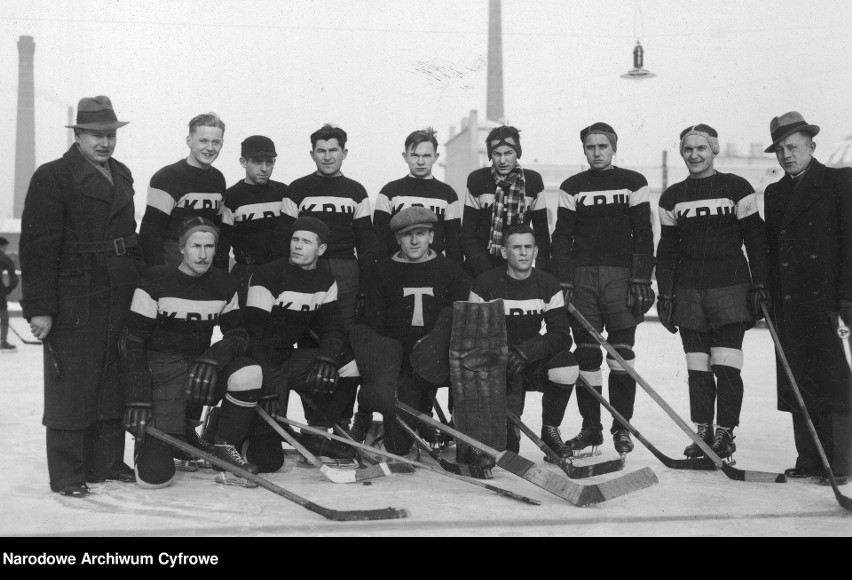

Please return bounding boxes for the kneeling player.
[122,218,262,489]
[469,225,579,465]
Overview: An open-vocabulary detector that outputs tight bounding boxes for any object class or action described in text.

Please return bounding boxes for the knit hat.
[580,122,618,152]
[764,112,820,153]
[390,207,438,234]
[680,124,720,155]
[291,217,331,246]
[179,217,219,249]
[486,126,522,159]
[241,135,277,159]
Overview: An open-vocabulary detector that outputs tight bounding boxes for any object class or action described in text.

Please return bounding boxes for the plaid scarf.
[487,164,527,255]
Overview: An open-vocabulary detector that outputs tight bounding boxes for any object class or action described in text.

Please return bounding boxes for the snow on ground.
[1,317,850,537]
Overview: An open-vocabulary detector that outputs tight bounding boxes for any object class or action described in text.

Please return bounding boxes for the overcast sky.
[2,0,852,218]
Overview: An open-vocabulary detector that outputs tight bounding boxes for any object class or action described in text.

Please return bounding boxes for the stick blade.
[565,457,625,479]
[496,452,586,506]
[588,467,659,504]
[721,463,787,483]
[321,506,412,522]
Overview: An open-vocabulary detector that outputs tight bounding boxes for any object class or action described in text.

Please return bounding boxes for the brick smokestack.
[487,0,504,123]
[14,35,36,219]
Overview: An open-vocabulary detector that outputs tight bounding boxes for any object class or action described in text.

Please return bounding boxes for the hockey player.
[0,237,18,352]
[357,207,467,453]
[288,124,383,332]
[373,128,463,266]
[243,217,359,465]
[547,122,655,457]
[461,125,550,281]
[656,124,770,461]
[221,135,296,306]
[121,217,263,488]
[139,112,229,271]
[469,224,579,463]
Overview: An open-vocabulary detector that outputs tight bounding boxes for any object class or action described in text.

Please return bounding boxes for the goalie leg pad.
[135,437,177,489]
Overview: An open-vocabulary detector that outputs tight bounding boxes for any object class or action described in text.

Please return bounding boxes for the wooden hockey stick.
[762,305,852,511]
[394,416,493,479]
[257,407,393,484]
[507,410,626,479]
[396,401,658,507]
[145,425,410,522]
[276,415,541,506]
[567,302,786,484]
[8,323,41,345]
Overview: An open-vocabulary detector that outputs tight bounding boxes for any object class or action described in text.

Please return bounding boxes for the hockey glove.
[354,292,367,324]
[561,283,575,305]
[656,295,678,334]
[184,357,219,406]
[627,280,656,316]
[506,347,529,382]
[121,372,152,441]
[258,393,279,418]
[305,355,340,395]
[747,284,772,319]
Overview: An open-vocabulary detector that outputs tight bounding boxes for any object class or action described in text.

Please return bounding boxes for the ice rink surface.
[1,317,850,537]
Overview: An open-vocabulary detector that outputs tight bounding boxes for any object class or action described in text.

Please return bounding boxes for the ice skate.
[0,341,17,353]
[186,426,216,469]
[214,471,258,488]
[541,425,573,464]
[348,411,372,444]
[683,423,714,458]
[214,436,259,474]
[613,429,634,456]
[566,427,604,459]
[711,426,736,465]
[300,430,358,461]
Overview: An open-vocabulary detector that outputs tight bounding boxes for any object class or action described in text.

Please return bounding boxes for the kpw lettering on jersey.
[176,192,223,212]
[576,189,630,208]
[403,287,434,326]
[275,290,331,312]
[503,298,545,317]
[300,196,356,215]
[233,201,282,222]
[674,198,736,219]
[393,196,448,217]
[157,297,227,321]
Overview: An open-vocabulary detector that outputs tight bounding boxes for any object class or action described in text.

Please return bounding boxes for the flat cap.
[390,207,438,234]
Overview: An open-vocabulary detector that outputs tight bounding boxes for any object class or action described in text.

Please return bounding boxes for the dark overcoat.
[20,145,145,430]
[763,159,852,414]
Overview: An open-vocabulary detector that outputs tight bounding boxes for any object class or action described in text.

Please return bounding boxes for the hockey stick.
[276,414,542,506]
[837,317,852,372]
[506,410,626,479]
[425,391,455,451]
[394,416,493,479]
[145,425,410,522]
[762,304,852,511]
[257,407,393,484]
[8,323,41,345]
[396,401,658,507]
[577,375,716,471]
[567,302,786,484]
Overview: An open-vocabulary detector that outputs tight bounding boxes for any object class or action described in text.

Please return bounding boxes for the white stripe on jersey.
[671,197,736,220]
[445,199,462,220]
[558,190,577,212]
[391,196,450,218]
[545,290,565,312]
[736,192,759,220]
[175,192,223,213]
[466,191,497,210]
[247,285,275,312]
[282,198,299,219]
[147,187,177,215]
[659,208,678,227]
[503,298,546,316]
[221,205,235,226]
[222,292,240,315]
[630,185,650,207]
[232,201,284,222]
[465,189,480,210]
[374,193,393,215]
[130,288,159,319]
[299,196,357,215]
[355,198,372,220]
[274,289,332,312]
[575,189,633,209]
[158,296,228,321]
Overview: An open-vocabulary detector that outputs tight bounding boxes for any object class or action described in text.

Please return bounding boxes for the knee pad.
[135,438,177,489]
[574,345,603,371]
[227,364,263,393]
[243,431,284,473]
[547,365,579,387]
[710,347,744,371]
[685,352,711,372]
[579,368,603,388]
[606,345,635,373]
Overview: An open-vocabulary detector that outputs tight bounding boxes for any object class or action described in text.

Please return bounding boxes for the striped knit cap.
[680,124,720,154]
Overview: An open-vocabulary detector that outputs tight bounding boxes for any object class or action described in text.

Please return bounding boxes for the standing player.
[358,207,467,453]
[140,113,229,271]
[547,122,655,456]
[243,217,359,464]
[221,135,295,305]
[461,125,550,280]
[0,237,18,352]
[656,124,770,461]
[288,124,383,332]
[469,225,578,463]
[373,128,463,266]
[122,217,263,488]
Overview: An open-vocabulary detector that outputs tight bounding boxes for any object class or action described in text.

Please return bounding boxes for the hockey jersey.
[244,259,345,368]
[373,176,463,264]
[656,171,769,293]
[549,167,653,283]
[140,159,228,270]
[221,179,295,265]
[363,251,467,354]
[469,267,572,362]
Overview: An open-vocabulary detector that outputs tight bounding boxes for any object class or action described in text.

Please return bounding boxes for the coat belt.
[64,234,138,256]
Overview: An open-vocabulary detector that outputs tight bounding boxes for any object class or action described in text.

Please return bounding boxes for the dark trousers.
[792,411,852,476]
[383,370,444,455]
[0,308,8,342]
[46,419,126,491]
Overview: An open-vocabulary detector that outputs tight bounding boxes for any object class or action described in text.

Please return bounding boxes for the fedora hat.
[65,95,129,131]
[764,111,819,153]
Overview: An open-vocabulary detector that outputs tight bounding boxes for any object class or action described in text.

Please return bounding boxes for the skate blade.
[195,458,214,470]
[173,459,199,472]
[571,445,602,460]
[214,472,258,488]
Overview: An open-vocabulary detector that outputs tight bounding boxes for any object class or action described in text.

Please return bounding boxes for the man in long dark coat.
[21,96,146,497]
[763,111,852,486]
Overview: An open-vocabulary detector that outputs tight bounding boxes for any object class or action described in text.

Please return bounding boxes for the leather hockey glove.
[122,372,152,441]
[506,347,529,382]
[561,283,575,305]
[305,355,340,396]
[747,284,772,319]
[354,292,367,324]
[627,280,656,316]
[258,393,279,417]
[657,295,678,334]
[184,357,219,405]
